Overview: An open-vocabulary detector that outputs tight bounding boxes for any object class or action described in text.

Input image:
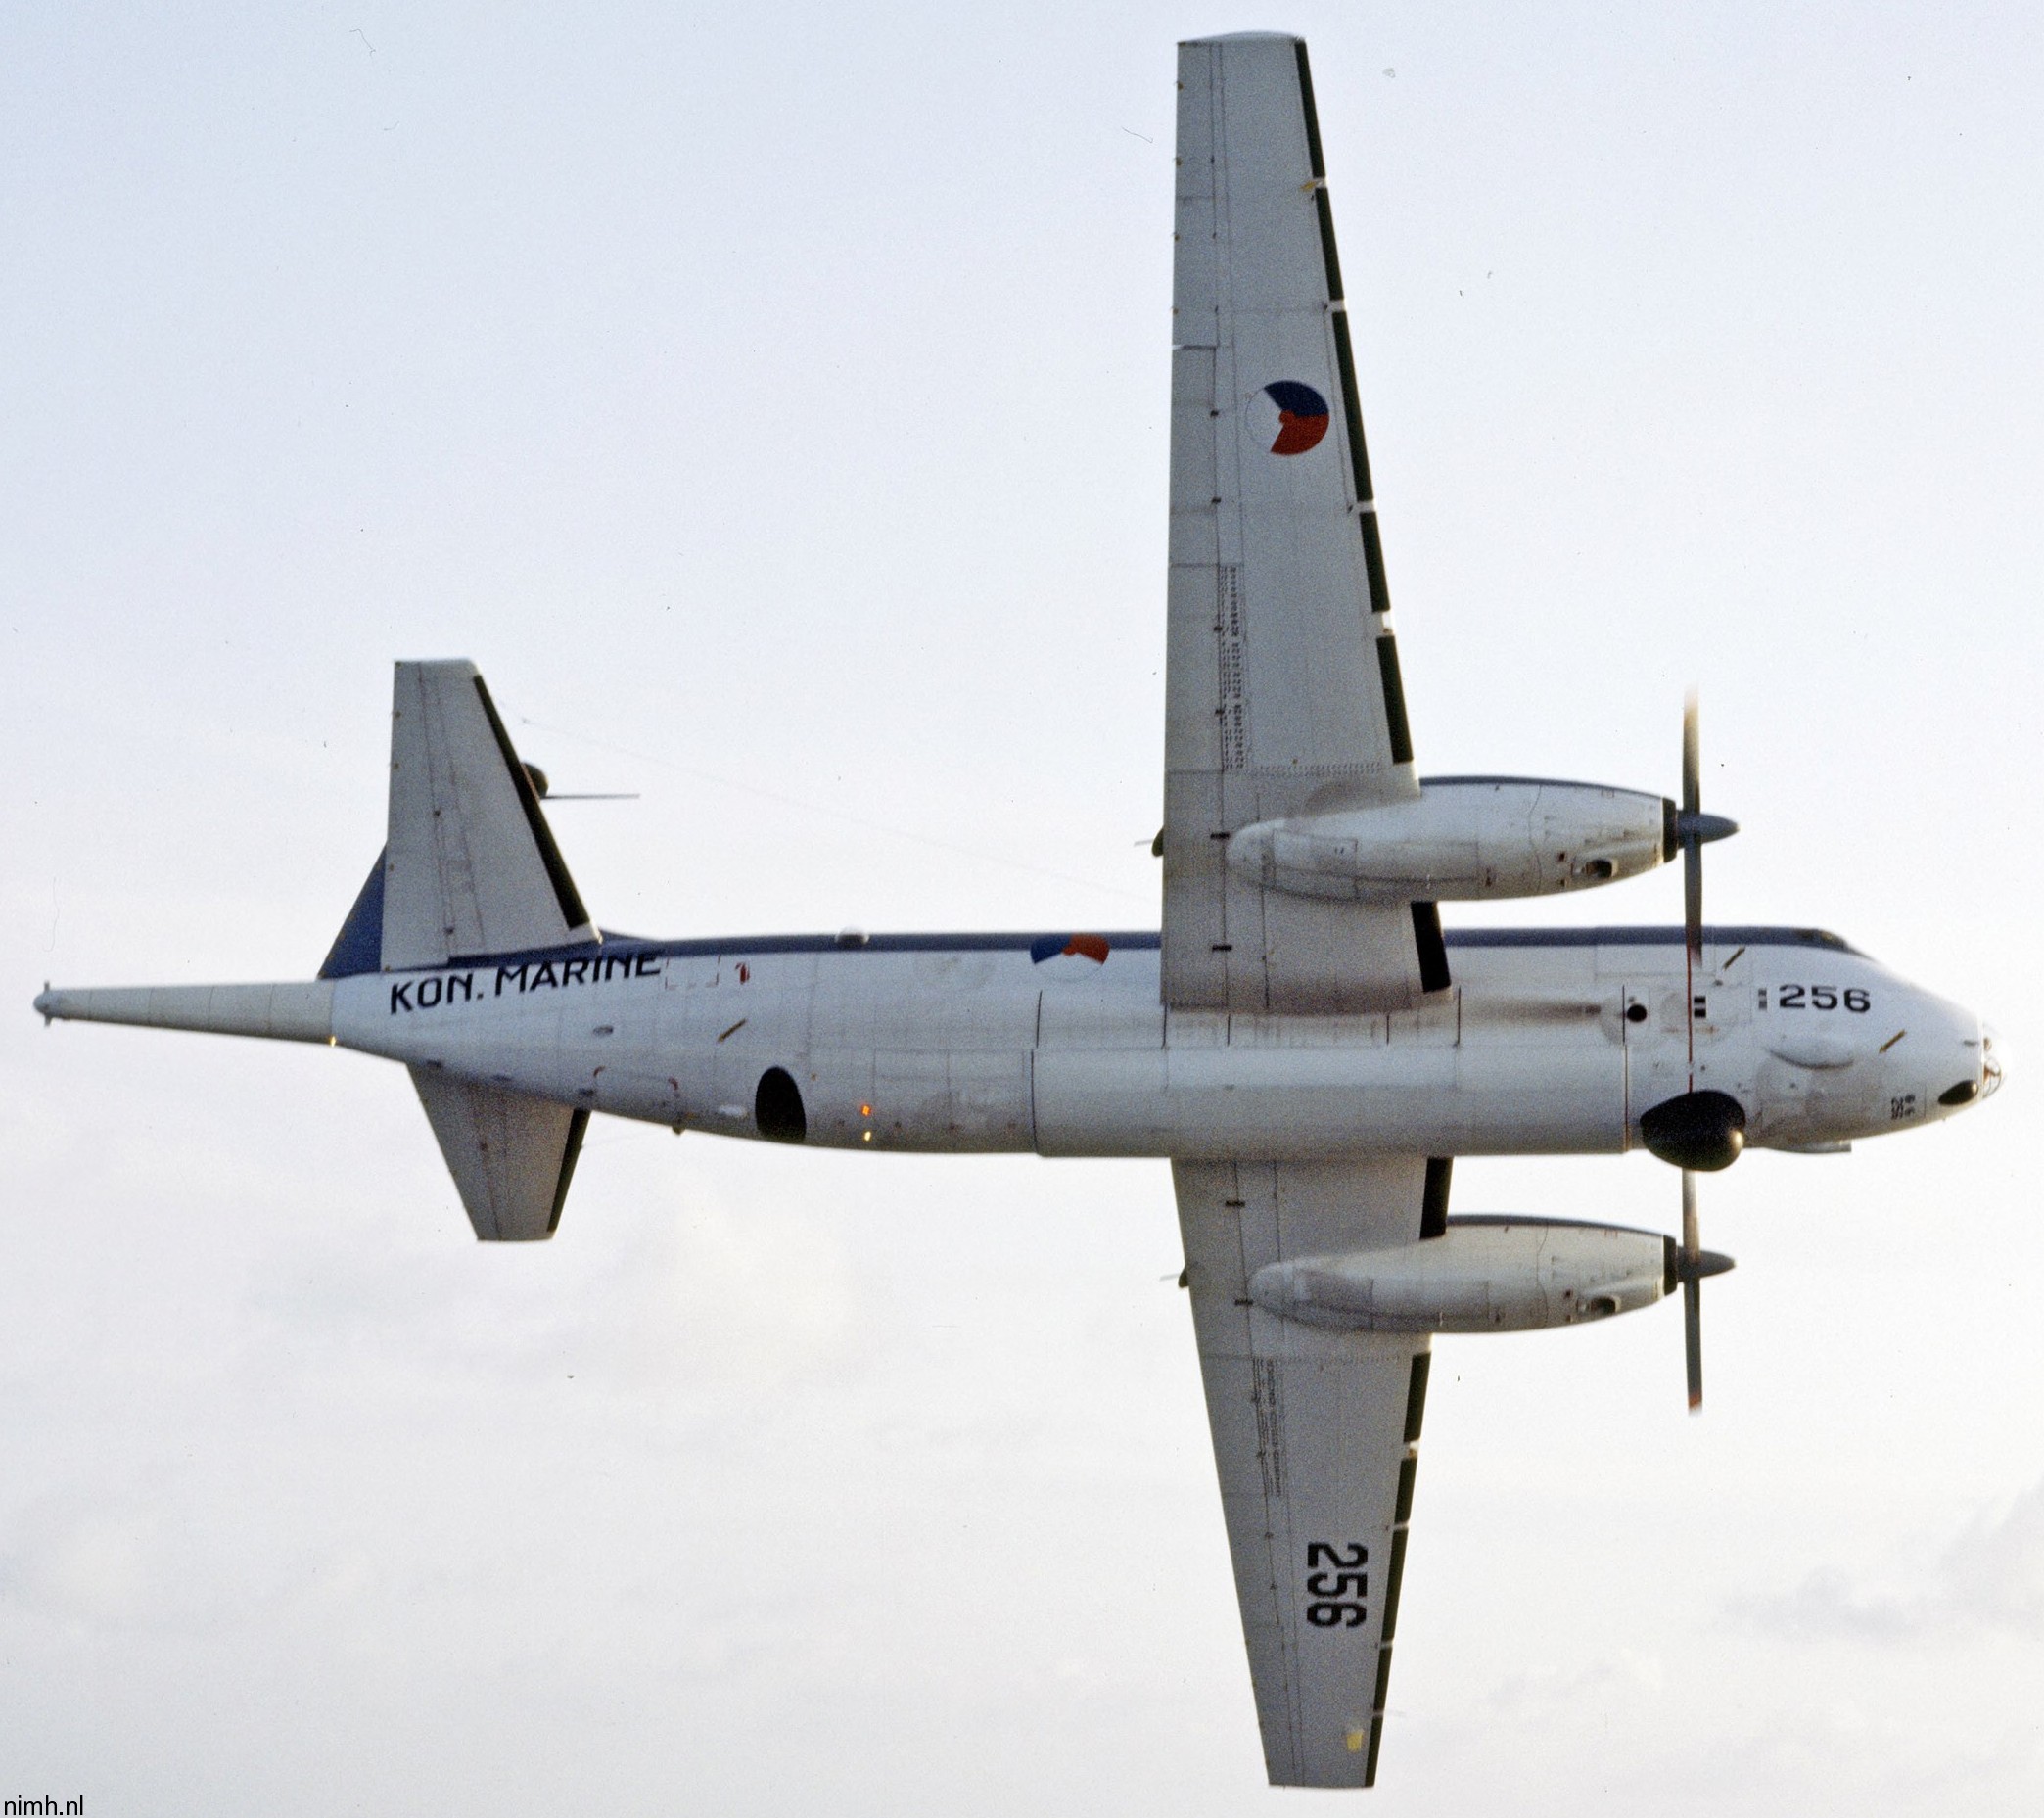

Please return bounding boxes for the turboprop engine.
[1248,1217,1733,1334]
[1226,776,1699,903]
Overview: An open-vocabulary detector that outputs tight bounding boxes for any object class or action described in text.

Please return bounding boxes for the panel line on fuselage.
[373,924,1864,978]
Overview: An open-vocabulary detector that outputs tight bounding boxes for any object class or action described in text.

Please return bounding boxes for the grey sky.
[4,3,2040,1811]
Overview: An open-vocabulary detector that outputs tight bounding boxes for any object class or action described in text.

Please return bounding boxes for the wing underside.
[1175,1156,1437,1788]
[1162,36,1449,1787]
[1163,32,1440,1017]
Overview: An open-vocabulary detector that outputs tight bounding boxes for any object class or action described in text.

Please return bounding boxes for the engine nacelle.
[1247,1217,1676,1334]
[1225,776,1672,903]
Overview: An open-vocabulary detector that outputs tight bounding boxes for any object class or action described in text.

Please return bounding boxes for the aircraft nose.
[1936,1017,2003,1108]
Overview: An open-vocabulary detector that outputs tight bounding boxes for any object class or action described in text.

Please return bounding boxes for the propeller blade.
[1684,836,1703,963]
[1682,690,1703,966]
[1682,689,1701,819]
[1669,691,1741,1097]
[1681,1170,1703,1411]
[1684,1274,1703,1411]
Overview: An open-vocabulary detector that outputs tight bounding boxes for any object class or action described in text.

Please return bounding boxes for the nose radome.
[1937,1017,2003,1108]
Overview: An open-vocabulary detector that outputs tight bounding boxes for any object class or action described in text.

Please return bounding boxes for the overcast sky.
[4,3,2040,1812]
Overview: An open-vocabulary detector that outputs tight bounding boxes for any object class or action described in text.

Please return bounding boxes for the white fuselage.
[331,927,1989,1161]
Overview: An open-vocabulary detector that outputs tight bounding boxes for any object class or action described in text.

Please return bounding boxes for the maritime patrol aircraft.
[34,31,1999,1791]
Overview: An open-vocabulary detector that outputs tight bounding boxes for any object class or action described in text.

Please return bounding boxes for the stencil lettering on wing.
[1252,1358,1285,1497]
[1305,1541,1369,1628]
[1217,566,1248,771]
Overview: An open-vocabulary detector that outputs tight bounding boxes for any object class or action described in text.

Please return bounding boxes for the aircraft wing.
[1163,38,1447,1785]
[1163,32,1444,1014]
[1174,1155,1439,1789]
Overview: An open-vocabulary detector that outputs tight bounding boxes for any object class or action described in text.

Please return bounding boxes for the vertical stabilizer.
[383,661,594,970]
[318,852,387,978]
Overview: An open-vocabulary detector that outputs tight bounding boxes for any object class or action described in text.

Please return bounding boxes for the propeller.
[1661,692,1739,1409]
[1677,689,1739,1013]
[1673,1171,1735,1410]
[1641,692,1743,1171]
[1682,1172,1702,1407]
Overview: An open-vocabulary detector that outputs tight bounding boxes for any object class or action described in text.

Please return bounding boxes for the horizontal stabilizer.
[385,661,595,971]
[411,1068,588,1242]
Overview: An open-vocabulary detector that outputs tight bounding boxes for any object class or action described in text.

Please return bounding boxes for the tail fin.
[365,660,597,1239]
[37,659,601,1242]
[318,662,594,977]
[382,659,594,970]
[317,855,387,978]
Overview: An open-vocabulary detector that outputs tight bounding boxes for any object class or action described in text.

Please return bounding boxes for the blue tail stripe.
[318,852,387,978]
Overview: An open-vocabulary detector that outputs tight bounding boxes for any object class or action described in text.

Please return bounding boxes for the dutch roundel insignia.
[1262,380,1331,455]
